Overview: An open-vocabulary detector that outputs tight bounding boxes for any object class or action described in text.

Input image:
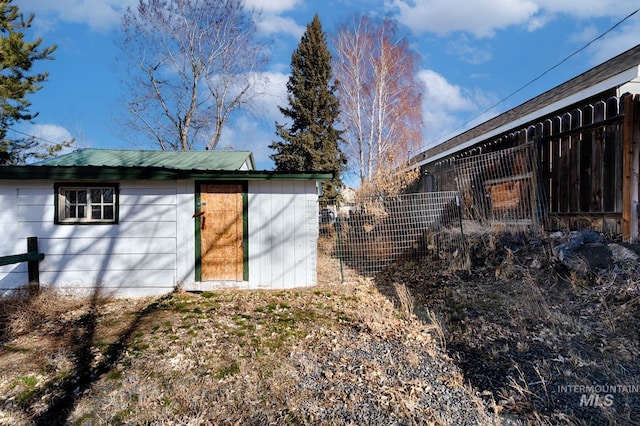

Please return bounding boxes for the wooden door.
[200,184,243,281]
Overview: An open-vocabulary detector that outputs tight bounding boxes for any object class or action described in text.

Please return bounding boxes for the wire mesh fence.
[454,143,548,231]
[319,191,469,276]
[319,144,549,278]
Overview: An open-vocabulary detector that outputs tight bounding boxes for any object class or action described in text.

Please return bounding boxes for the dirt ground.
[0,260,497,425]
[1,230,638,425]
[373,230,640,425]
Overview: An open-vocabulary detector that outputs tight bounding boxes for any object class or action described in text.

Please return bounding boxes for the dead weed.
[0,278,495,425]
[375,231,640,425]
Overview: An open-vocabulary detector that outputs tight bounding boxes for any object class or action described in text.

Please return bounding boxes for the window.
[55,184,119,224]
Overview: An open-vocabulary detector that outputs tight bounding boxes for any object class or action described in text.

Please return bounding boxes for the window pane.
[91,206,101,220]
[103,188,113,203]
[91,189,101,203]
[58,185,117,223]
[104,206,114,220]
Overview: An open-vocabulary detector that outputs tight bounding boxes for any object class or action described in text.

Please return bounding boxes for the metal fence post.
[334,219,344,284]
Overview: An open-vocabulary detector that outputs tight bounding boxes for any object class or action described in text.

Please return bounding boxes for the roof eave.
[413,65,640,168]
[0,165,333,181]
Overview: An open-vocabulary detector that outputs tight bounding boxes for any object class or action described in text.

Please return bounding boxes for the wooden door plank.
[201,184,243,281]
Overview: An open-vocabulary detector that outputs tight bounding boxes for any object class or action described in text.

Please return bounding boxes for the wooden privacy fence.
[539,93,639,238]
[0,237,45,285]
[424,93,640,240]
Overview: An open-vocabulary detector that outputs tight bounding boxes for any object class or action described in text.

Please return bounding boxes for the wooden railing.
[0,237,45,284]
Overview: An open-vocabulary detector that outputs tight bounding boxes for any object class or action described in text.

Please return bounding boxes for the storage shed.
[0,149,331,297]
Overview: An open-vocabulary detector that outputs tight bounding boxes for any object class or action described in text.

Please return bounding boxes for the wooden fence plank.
[622,94,640,241]
[559,113,571,212]
[580,105,593,211]
[591,101,606,212]
[569,109,582,212]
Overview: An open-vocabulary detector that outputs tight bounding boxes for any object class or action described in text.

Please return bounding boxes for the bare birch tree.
[118,0,268,151]
[333,16,423,194]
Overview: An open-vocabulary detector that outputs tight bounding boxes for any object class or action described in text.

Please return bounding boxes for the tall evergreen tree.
[270,14,346,201]
[0,0,69,164]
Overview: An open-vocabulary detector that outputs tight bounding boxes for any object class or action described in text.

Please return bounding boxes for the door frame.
[194,181,248,282]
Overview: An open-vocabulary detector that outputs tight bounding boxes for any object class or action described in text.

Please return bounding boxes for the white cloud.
[448,40,493,65]
[28,123,74,144]
[390,0,539,37]
[583,18,640,65]
[18,0,306,35]
[245,0,302,14]
[532,0,633,20]
[388,0,636,38]
[218,116,275,170]
[419,70,476,111]
[18,123,78,159]
[246,0,305,39]
[417,70,500,148]
[237,71,289,124]
[204,69,288,169]
[256,15,305,38]
[527,13,551,31]
[15,0,135,32]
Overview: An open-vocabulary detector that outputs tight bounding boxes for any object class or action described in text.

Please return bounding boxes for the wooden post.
[622,95,639,242]
[27,237,40,293]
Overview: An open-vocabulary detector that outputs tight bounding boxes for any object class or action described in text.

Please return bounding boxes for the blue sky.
[11,0,640,178]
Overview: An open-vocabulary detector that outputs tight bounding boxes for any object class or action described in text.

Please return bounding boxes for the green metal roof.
[0,149,333,181]
[37,148,256,171]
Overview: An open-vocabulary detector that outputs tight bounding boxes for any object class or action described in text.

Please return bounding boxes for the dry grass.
[375,230,640,426]
[393,282,415,318]
[0,262,497,425]
[6,228,635,425]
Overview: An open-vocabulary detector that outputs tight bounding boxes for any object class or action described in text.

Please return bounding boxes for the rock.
[581,230,603,244]
[552,230,607,274]
[549,231,564,239]
[530,258,543,270]
[608,243,639,263]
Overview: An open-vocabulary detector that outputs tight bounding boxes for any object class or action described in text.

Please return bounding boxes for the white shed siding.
[0,180,185,297]
[0,185,21,288]
[176,180,196,286]
[247,180,318,289]
[1,177,320,296]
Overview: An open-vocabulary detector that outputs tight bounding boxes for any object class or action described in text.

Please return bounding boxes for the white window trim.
[55,183,119,224]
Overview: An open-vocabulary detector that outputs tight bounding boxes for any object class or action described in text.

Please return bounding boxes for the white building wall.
[1,178,319,296]
[0,180,186,297]
[0,185,21,289]
[176,180,196,286]
[247,180,319,289]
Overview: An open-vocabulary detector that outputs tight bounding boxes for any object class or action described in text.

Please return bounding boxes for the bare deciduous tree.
[333,16,423,193]
[118,0,269,151]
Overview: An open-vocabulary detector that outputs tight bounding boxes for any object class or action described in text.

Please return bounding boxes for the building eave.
[0,165,333,181]
[413,65,640,168]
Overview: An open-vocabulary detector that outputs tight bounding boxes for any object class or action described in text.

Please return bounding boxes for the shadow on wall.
[243,184,316,288]
[0,264,27,294]
[8,184,181,297]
